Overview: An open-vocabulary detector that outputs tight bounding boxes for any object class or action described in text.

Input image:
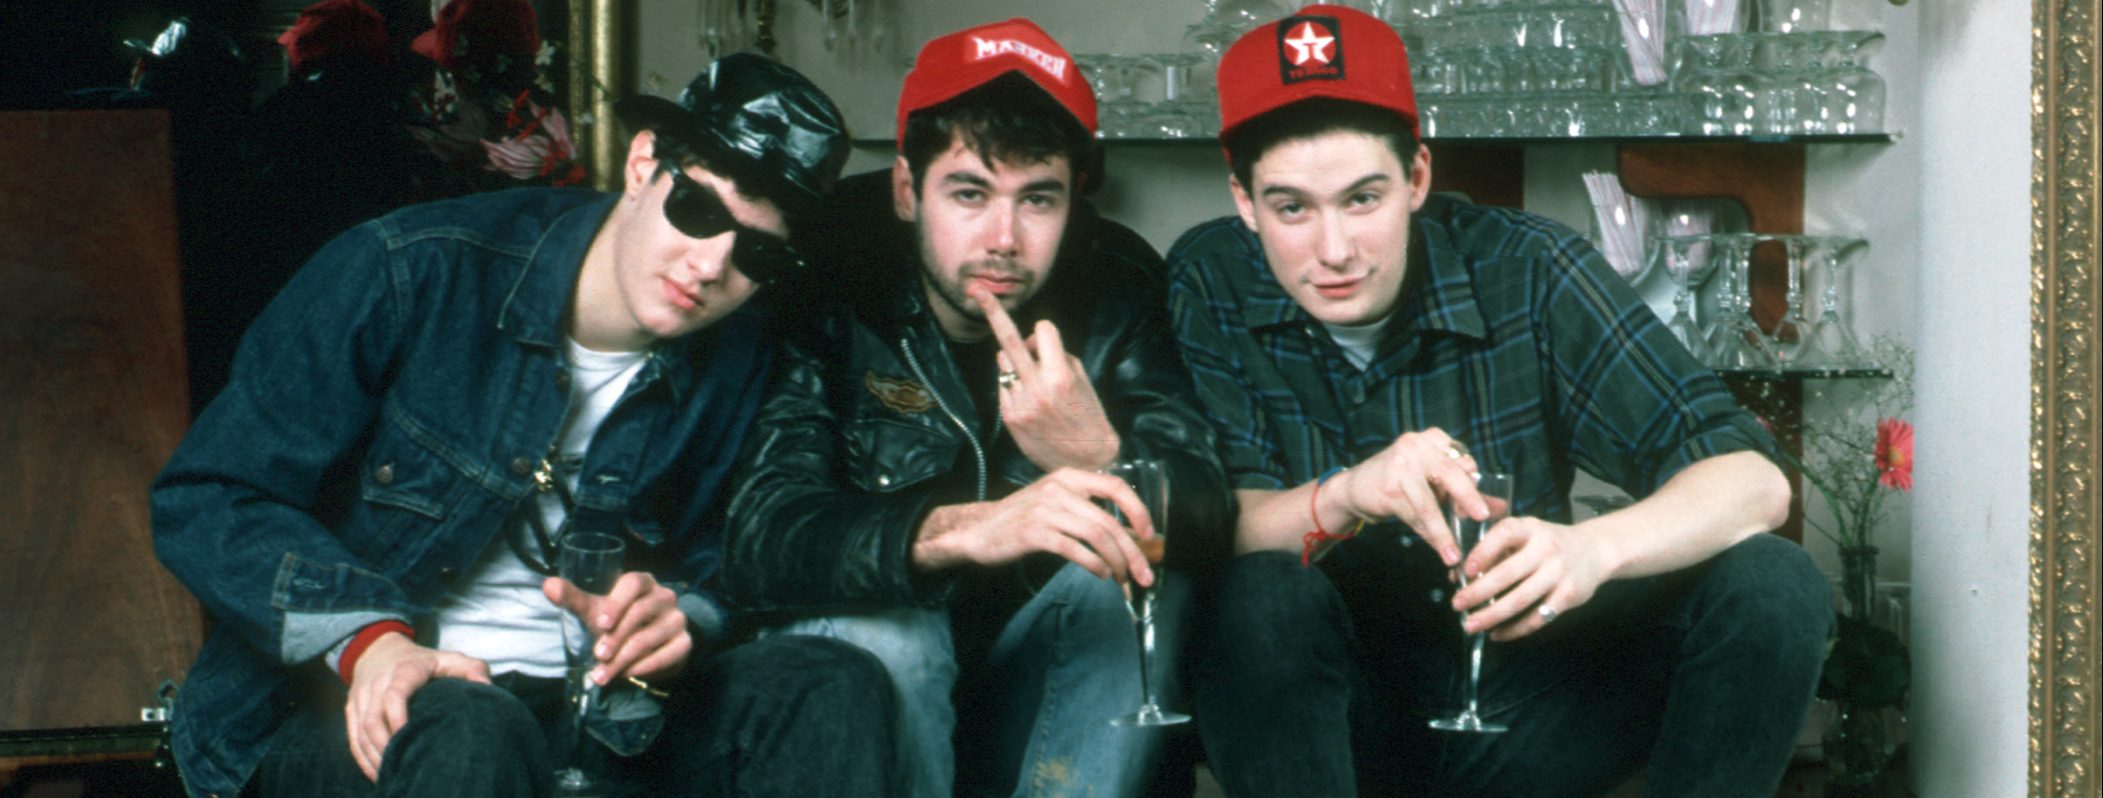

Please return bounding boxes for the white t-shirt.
[430,339,648,677]
[1321,315,1392,372]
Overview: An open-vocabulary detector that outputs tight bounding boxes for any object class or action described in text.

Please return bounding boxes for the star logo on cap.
[1283,21,1335,66]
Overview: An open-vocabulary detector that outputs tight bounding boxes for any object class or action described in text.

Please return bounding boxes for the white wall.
[1908,0,2032,794]
[626,1,2037,793]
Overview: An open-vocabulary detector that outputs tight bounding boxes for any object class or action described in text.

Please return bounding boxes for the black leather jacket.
[723,171,1233,614]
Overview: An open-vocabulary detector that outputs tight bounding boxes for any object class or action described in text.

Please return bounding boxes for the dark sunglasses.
[661,167,806,285]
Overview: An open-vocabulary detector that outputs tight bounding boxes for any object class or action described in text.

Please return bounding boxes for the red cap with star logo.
[896,18,1097,144]
[1216,3,1417,140]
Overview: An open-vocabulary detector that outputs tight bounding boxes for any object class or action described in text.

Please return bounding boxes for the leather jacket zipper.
[900,338,1000,501]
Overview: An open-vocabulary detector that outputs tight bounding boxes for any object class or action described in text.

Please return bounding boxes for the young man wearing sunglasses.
[1163,7,1831,796]
[150,54,898,798]
[723,19,1232,798]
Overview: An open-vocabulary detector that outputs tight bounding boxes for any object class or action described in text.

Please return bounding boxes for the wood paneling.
[0,110,203,732]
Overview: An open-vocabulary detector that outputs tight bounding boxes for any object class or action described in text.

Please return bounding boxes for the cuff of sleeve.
[1650,415,1777,494]
[675,592,731,651]
[337,620,415,685]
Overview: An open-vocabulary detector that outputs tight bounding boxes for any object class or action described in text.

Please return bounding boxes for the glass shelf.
[1717,366,1892,380]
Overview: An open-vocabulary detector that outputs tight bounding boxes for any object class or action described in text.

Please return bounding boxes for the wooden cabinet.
[0,110,205,774]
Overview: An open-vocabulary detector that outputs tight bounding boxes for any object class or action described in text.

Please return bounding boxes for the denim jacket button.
[555,370,572,389]
[511,457,534,476]
[374,464,395,485]
[875,471,893,488]
[438,566,460,582]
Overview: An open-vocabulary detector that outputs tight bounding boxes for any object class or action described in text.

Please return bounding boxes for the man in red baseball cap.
[723,17,1232,798]
[1164,5,1829,796]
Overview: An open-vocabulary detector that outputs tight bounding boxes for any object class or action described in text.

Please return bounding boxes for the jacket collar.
[1242,194,1489,343]
[492,193,729,403]
[499,193,617,348]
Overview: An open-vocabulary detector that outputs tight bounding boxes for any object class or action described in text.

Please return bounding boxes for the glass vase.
[1825,543,1894,790]
[1821,699,1892,789]
[1839,544,1878,621]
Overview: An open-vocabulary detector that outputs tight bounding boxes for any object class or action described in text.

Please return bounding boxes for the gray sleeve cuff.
[675,592,730,649]
[284,610,410,670]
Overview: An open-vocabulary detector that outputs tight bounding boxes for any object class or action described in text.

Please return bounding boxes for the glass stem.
[1133,599,1157,709]
[1463,632,1487,717]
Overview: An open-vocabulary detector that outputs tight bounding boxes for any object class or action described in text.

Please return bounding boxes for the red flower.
[1874,418,1913,491]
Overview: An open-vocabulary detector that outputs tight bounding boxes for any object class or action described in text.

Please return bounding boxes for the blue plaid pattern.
[1164,194,1776,523]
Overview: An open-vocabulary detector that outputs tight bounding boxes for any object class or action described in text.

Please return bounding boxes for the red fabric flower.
[1874,418,1913,491]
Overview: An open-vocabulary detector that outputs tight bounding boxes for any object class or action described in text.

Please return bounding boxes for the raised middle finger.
[971,286,1041,391]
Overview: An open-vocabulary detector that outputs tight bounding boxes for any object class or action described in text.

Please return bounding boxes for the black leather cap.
[616,53,849,226]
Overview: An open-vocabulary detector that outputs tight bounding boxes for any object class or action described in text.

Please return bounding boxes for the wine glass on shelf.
[1101,459,1188,728]
[1653,233,1719,362]
[555,531,625,797]
[1826,30,1887,134]
[1768,234,1814,364]
[1706,233,1781,371]
[1429,470,1514,734]
[1138,53,1210,139]
[1184,0,1286,60]
[1790,236,1870,369]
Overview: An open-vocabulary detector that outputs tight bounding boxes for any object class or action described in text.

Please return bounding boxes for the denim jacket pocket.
[841,417,953,494]
[350,417,466,562]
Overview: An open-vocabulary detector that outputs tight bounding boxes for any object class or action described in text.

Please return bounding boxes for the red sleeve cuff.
[338,620,415,685]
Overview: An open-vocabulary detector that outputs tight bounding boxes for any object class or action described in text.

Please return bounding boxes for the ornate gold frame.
[568,0,626,190]
[2033,1,2101,795]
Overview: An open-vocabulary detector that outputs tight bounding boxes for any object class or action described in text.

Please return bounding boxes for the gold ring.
[998,371,1018,389]
[1445,441,1470,460]
[626,675,670,699]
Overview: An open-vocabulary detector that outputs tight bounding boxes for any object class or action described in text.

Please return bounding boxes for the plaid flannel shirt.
[1164,193,1777,529]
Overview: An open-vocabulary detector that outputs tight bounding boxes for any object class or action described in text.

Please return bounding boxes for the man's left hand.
[1447,517,1612,642]
[971,286,1120,472]
[542,572,691,686]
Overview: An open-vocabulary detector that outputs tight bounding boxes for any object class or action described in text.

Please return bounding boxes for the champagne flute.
[555,531,625,797]
[1101,459,1189,727]
[1429,471,1514,734]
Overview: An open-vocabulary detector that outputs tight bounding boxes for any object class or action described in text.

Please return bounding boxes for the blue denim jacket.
[150,188,772,798]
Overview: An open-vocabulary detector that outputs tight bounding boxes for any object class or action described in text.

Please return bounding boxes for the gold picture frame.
[2032,0,2101,795]
[568,0,626,190]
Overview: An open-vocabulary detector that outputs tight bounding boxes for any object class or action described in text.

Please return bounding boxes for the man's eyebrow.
[1020,177,1069,195]
[1259,172,1391,200]
[938,171,993,189]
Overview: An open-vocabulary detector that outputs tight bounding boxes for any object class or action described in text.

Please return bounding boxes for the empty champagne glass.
[1706,234,1781,370]
[1430,470,1514,734]
[1790,236,1870,369]
[1653,233,1718,361]
[556,531,625,797]
[1101,459,1188,727]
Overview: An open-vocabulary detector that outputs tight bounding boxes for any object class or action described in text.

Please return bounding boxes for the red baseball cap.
[1216,4,1418,140]
[411,0,540,73]
[895,18,1096,144]
[278,0,390,76]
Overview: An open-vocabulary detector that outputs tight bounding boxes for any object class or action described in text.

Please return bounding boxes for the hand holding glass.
[1100,459,1188,727]
[1430,471,1514,734]
[556,532,625,796]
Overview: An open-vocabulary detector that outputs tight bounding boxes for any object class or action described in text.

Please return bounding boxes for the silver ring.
[997,371,1018,389]
[1538,605,1559,623]
[1445,441,1470,460]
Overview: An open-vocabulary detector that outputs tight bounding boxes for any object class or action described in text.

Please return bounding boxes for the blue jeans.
[1190,534,1833,798]
[253,635,898,797]
[771,563,1191,798]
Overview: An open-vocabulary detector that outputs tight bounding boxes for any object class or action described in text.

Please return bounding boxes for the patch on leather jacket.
[864,371,935,414]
